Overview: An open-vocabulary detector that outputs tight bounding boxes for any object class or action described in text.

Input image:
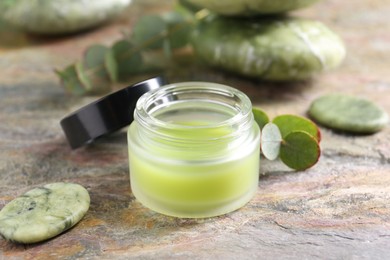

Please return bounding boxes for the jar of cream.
[128,82,260,218]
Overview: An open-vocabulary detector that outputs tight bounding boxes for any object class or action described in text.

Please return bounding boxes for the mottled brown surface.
[1,0,390,259]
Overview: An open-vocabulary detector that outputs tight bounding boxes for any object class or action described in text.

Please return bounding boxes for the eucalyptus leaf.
[273,114,321,142]
[75,62,92,92]
[252,107,270,129]
[162,39,172,60]
[131,15,167,49]
[104,49,118,82]
[83,44,111,93]
[56,65,88,96]
[280,131,320,171]
[163,12,194,49]
[261,122,282,161]
[84,45,109,69]
[111,40,143,81]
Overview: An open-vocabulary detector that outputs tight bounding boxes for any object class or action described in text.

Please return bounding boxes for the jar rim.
[135,82,253,132]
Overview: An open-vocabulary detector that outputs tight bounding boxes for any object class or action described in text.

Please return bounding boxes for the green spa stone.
[0,0,131,34]
[187,0,321,16]
[309,94,389,134]
[0,183,90,244]
[191,16,346,81]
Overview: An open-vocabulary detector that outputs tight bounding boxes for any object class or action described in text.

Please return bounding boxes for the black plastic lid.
[60,76,167,149]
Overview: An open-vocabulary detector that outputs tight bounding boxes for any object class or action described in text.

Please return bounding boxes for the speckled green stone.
[187,0,321,16]
[191,16,346,81]
[0,183,90,244]
[309,94,389,134]
[0,0,131,34]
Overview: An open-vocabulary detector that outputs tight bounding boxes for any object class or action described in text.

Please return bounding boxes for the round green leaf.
[111,40,143,81]
[273,114,321,142]
[83,44,111,94]
[163,12,193,49]
[252,107,270,129]
[309,94,389,134]
[131,15,167,49]
[75,61,92,92]
[56,65,88,96]
[104,49,118,82]
[280,131,320,171]
[84,44,109,69]
[261,122,282,161]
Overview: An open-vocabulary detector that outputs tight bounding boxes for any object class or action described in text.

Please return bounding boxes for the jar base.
[131,184,258,218]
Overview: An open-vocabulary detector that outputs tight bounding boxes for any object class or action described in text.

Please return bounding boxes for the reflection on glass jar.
[128,82,260,218]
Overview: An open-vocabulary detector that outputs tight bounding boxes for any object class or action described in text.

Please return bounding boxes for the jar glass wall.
[127,82,260,218]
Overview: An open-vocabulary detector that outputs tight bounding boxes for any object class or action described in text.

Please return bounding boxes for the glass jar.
[127,82,260,218]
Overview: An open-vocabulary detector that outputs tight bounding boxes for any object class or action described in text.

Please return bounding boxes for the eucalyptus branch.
[56,10,195,96]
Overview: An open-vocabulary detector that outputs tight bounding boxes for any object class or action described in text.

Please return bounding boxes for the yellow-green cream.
[128,121,260,218]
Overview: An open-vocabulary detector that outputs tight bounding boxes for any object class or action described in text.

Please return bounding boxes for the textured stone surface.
[0,0,390,258]
[0,183,90,244]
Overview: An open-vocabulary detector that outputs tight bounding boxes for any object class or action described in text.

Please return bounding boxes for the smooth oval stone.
[0,183,90,244]
[0,0,131,34]
[187,0,321,16]
[309,94,389,134]
[191,16,346,81]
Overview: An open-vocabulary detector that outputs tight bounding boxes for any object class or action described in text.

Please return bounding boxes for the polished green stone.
[309,94,389,134]
[0,183,90,244]
[191,16,346,81]
[0,0,131,34]
[187,0,321,16]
